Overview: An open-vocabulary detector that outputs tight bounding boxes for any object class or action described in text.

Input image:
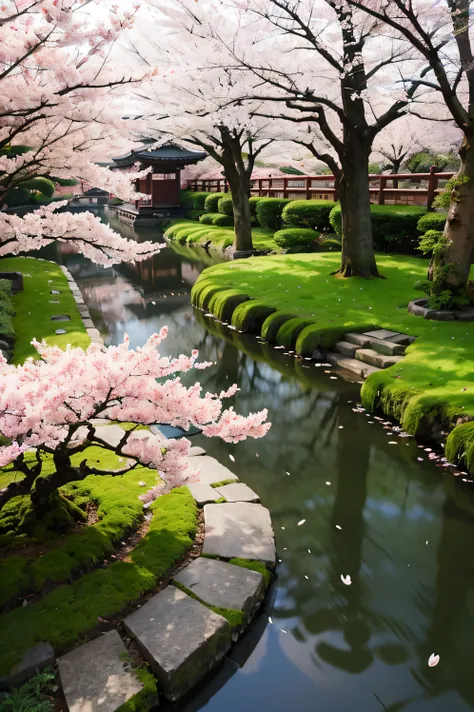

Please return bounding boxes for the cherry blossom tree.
[345,0,474,296]
[0,329,270,513]
[0,0,161,265]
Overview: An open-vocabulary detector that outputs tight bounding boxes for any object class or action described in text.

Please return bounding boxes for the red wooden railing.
[183,166,454,211]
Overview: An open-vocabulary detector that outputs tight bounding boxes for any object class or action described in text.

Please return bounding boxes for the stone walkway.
[52,448,274,709]
[327,328,416,379]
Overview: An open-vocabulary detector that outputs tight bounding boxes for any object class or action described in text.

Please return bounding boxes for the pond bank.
[191,252,474,477]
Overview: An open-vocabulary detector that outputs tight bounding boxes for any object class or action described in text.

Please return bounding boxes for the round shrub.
[261,311,297,342]
[185,209,205,221]
[199,213,215,225]
[319,237,341,251]
[273,228,318,249]
[199,212,234,227]
[249,196,263,219]
[416,211,448,234]
[282,200,335,231]
[231,301,276,333]
[217,194,234,216]
[204,192,226,213]
[255,198,291,229]
[188,192,211,210]
[276,317,315,349]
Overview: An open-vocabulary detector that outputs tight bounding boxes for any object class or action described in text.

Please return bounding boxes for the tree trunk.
[431,134,474,295]
[336,142,380,278]
[226,168,254,253]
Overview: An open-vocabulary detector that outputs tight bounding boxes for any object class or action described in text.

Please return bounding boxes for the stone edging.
[59,265,104,345]
[408,297,474,321]
[54,447,275,710]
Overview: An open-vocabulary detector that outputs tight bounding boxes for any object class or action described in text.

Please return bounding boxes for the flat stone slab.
[187,482,221,506]
[363,329,400,340]
[0,642,54,689]
[326,353,380,379]
[345,333,371,347]
[334,340,357,358]
[203,502,275,564]
[355,349,404,369]
[86,327,101,339]
[58,630,143,712]
[368,338,405,356]
[187,455,238,486]
[215,482,260,503]
[188,446,206,456]
[123,586,230,701]
[174,557,264,617]
[94,424,127,448]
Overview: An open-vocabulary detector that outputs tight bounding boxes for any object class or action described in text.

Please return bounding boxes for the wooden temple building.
[111,142,206,226]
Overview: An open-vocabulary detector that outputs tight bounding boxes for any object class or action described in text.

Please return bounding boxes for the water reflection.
[48,221,474,711]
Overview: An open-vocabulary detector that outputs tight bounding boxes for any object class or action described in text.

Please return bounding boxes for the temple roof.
[112,143,207,168]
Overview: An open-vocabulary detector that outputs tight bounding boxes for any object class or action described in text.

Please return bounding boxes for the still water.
[58,218,474,712]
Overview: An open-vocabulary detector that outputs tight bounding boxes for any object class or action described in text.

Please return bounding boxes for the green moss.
[296,323,374,357]
[0,488,197,676]
[116,667,158,712]
[172,581,244,632]
[276,317,315,349]
[208,289,251,323]
[210,479,236,488]
[228,558,273,588]
[0,257,90,363]
[231,301,276,333]
[446,422,474,471]
[261,311,297,342]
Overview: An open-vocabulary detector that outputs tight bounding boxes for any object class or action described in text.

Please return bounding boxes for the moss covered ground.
[192,253,474,466]
[165,219,281,253]
[0,256,90,363]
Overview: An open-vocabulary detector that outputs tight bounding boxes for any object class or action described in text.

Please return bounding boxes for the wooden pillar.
[427,165,438,211]
[283,177,288,199]
[258,179,262,196]
[305,177,310,200]
[378,175,387,205]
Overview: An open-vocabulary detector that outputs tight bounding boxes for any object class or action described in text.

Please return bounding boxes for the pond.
[57,217,474,712]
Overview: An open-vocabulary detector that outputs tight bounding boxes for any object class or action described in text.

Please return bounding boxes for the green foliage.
[199,212,234,227]
[279,166,305,175]
[116,667,158,712]
[217,195,234,216]
[261,311,296,342]
[416,212,448,234]
[204,193,225,213]
[228,558,273,587]
[109,197,124,206]
[319,237,342,251]
[417,230,446,256]
[0,669,55,712]
[185,192,211,210]
[329,203,426,253]
[0,489,197,677]
[273,228,318,249]
[185,209,205,221]
[255,198,291,229]
[426,290,469,311]
[0,257,90,363]
[276,317,315,348]
[20,177,55,198]
[248,196,262,219]
[0,280,14,341]
[282,200,335,231]
[445,422,474,473]
[433,174,470,209]
[405,149,459,174]
[296,324,360,357]
[231,301,276,333]
[208,289,251,322]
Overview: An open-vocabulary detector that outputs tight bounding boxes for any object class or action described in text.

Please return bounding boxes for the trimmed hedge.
[185,209,205,221]
[329,204,427,254]
[261,311,297,343]
[255,198,291,229]
[276,317,315,348]
[186,192,211,210]
[416,211,448,234]
[218,194,234,216]
[273,228,318,249]
[208,289,251,322]
[199,212,234,227]
[204,192,226,213]
[231,301,276,333]
[282,200,336,231]
[320,237,342,251]
[249,196,263,219]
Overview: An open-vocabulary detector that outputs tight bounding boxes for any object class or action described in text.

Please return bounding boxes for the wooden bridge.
[184,166,454,210]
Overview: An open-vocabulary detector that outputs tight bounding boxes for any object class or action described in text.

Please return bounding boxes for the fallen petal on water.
[428,653,440,667]
[340,574,352,586]
[229,454,235,462]
[297,519,306,526]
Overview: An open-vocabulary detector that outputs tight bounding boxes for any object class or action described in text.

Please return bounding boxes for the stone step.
[367,338,406,356]
[363,328,401,340]
[58,630,146,712]
[173,557,264,623]
[203,502,275,564]
[355,348,404,369]
[187,482,221,506]
[215,482,260,503]
[186,455,239,487]
[344,333,372,348]
[334,340,358,358]
[123,586,231,702]
[387,333,415,345]
[326,352,381,378]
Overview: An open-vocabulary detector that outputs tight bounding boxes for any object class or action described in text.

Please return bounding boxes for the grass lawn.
[192,252,474,451]
[0,256,90,363]
[165,219,282,253]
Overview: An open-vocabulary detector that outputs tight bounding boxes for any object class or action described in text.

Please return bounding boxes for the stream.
[54,216,474,712]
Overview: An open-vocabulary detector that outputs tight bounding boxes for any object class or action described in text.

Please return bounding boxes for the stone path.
[58,631,145,712]
[327,328,415,379]
[123,586,231,702]
[59,266,104,345]
[52,434,274,708]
